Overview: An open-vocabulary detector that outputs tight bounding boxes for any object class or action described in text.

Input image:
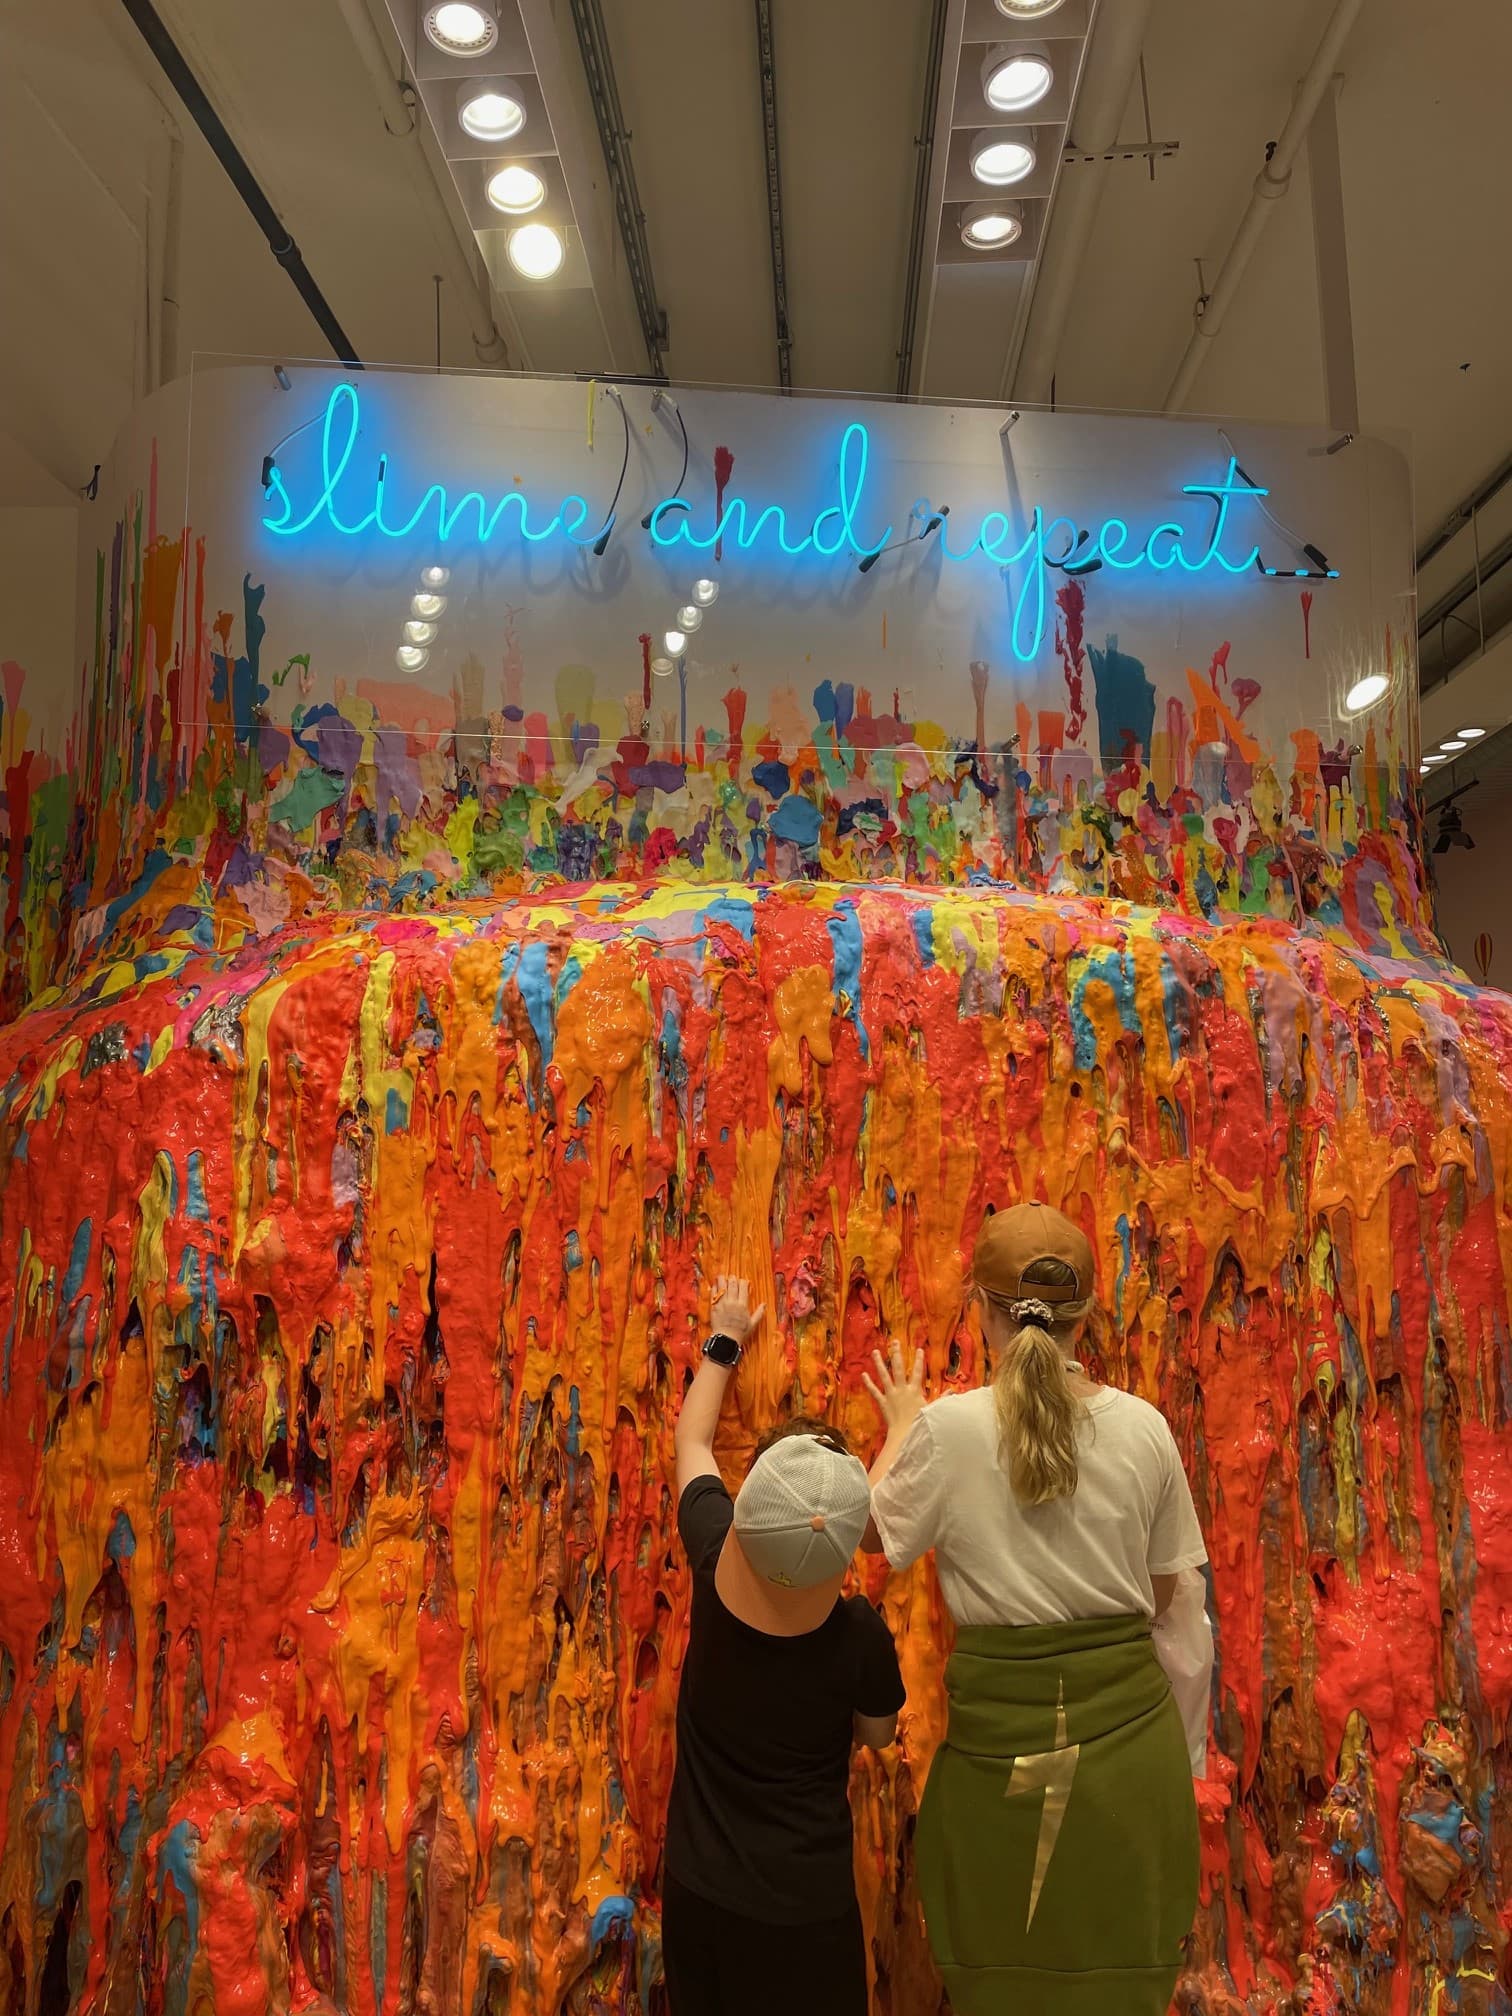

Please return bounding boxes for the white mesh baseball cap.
[733,1433,873,1589]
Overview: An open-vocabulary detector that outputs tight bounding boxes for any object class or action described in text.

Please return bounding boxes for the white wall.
[0,506,80,750]
[1432,782,1512,988]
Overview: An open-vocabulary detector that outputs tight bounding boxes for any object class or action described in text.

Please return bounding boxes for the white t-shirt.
[870,1385,1207,1628]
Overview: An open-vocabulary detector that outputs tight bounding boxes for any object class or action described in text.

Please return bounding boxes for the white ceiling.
[4,0,1511,553]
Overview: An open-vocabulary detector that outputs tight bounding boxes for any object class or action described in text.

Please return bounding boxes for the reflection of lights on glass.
[404,620,437,645]
[411,593,447,619]
[691,578,720,607]
[664,629,687,656]
[675,604,703,633]
[421,565,451,588]
[396,645,430,672]
[651,656,674,678]
[1343,672,1388,711]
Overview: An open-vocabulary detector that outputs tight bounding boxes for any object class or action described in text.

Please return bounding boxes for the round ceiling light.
[691,578,720,607]
[982,47,1053,113]
[1458,725,1487,739]
[970,131,1036,187]
[664,628,687,656]
[675,604,704,633]
[1422,753,1446,766]
[396,644,430,673]
[651,655,674,678]
[420,564,451,588]
[506,222,564,280]
[1343,673,1389,712]
[404,619,438,646]
[1439,737,1467,752]
[460,89,525,143]
[961,202,1024,251]
[486,164,546,216]
[411,592,447,619]
[423,3,498,57]
[994,0,1067,15]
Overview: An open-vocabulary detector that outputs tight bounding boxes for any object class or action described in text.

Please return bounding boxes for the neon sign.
[262,384,1337,663]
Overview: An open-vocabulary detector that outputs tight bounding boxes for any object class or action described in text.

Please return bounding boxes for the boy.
[661,1277,905,2016]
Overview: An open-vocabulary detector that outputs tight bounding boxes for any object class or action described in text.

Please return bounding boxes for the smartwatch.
[702,1333,743,1368]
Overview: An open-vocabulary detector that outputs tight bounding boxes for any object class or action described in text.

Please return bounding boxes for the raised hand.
[710,1275,766,1345]
[862,1341,927,1438]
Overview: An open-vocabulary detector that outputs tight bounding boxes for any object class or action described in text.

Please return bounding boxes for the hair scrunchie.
[1008,1297,1059,1327]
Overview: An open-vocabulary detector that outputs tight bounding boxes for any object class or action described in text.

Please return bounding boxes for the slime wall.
[3,368,1509,2016]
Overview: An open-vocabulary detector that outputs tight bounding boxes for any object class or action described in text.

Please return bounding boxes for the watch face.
[703,1333,741,1367]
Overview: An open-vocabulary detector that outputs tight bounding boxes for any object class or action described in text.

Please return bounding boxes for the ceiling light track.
[753,0,792,391]
[118,0,362,367]
[569,0,668,377]
[894,0,950,399]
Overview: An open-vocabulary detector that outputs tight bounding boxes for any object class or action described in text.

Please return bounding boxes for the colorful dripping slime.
[0,877,1510,2016]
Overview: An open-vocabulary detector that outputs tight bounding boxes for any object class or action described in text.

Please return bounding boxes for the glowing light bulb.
[486,165,546,216]
[396,645,430,672]
[982,48,1053,112]
[1439,738,1467,752]
[404,620,437,645]
[420,565,451,589]
[691,578,720,607]
[507,223,564,280]
[664,628,687,656]
[461,90,524,143]
[423,3,497,56]
[675,604,703,633]
[962,203,1023,250]
[971,133,1036,187]
[1458,726,1486,739]
[411,592,447,619]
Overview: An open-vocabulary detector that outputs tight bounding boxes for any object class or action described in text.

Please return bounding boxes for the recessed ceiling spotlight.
[994,0,1067,16]
[961,201,1024,251]
[404,620,438,645]
[1458,726,1487,739]
[486,165,546,216]
[460,89,525,143]
[506,222,564,279]
[423,3,498,57]
[420,564,451,588]
[1439,738,1467,752]
[651,655,674,678]
[396,644,430,672]
[1343,672,1388,712]
[665,628,688,656]
[970,131,1037,187]
[691,578,720,607]
[675,604,704,633]
[982,46,1054,113]
[411,592,447,619]
[1422,752,1446,765]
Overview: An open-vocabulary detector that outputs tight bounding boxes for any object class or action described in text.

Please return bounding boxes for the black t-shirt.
[664,1473,906,1925]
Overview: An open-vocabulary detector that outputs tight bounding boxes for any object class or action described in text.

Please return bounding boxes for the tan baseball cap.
[973,1202,1094,1308]
[733,1435,872,1588]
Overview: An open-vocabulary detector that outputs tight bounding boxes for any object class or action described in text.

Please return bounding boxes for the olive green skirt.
[916,1613,1198,2016]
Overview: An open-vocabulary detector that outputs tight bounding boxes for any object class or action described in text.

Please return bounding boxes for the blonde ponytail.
[992,1305,1081,1505]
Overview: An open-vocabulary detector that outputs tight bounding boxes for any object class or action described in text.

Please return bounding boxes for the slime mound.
[1,880,1509,2016]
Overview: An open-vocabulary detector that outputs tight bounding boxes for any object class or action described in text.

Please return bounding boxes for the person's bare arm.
[853,1712,898,1749]
[860,1343,926,1553]
[674,1277,765,1496]
[1151,1572,1178,1619]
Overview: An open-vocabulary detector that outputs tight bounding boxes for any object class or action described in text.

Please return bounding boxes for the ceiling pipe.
[330,0,517,368]
[1007,0,1154,404]
[1163,0,1364,413]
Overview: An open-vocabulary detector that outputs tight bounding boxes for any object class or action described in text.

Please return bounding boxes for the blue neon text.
[261,385,1315,661]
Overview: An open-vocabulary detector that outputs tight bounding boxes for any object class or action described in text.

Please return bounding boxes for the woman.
[864,1203,1207,2016]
